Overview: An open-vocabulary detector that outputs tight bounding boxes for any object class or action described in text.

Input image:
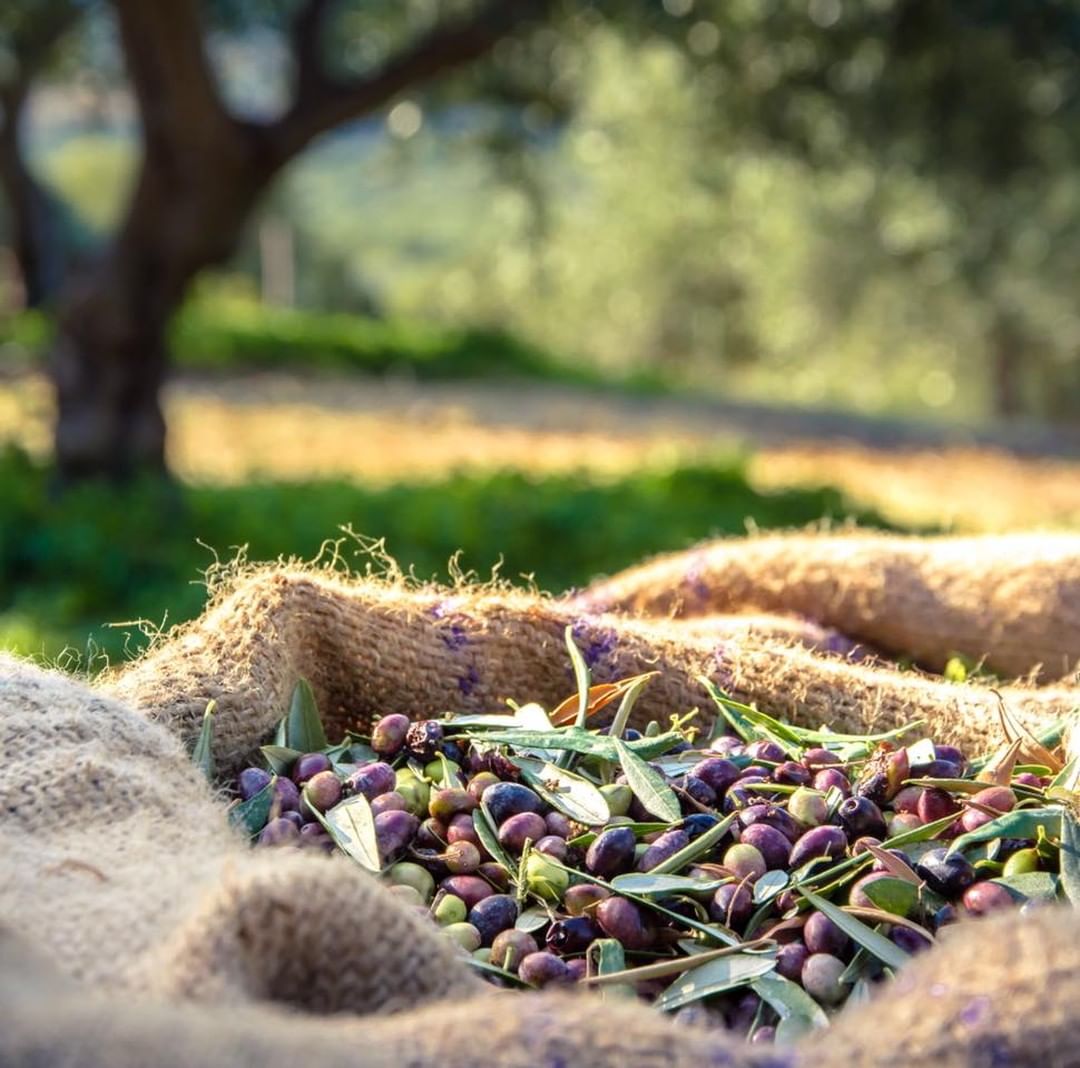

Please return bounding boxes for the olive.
[802,953,847,1006]
[491,929,538,973]
[483,782,544,825]
[811,768,851,796]
[546,916,600,954]
[405,720,444,762]
[258,816,300,847]
[443,922,483,952]
[708,883,752,927]
[723,843,766,883]
[911,759,962,780]
[298,822,333,851]
[564,884,610,916]
[682,813,721,839]
[738,804,802,843]
[524,853,569,902]
[914,847,976,897]
[709,736,744,757]
[788,788,830,828]
[933,744,967,771]
[1013,772,1043,788]
[466,771,501,802]
[600,783,633,817]
[565,958,589,983]
[519,951,572,988]
[960,787,1016,833]
[498,811,548,853]
[773,761,812,786]
[804,911,850,957]
[751,1027,777,1045]
[271,776,300,813]
[738,824,791,871]
[679,776,717,809]
[534,835,568,861]
[302,770,342,815]
[440,875,494,910]
[586,826,637,878]
[429,788,477,822]
[444,840,482,874]
[789,826,847,869]
[746,740,787,764]
[371,713,410,756]
[836,796,886,839]
[291,752,332,785]
[388,884,425,908]
[803,748,840,768]
[891,786,924,814]
[1003,848,1040,876]
[374,810,419,861]
[433,893,467,926]
[776,941,809,982]
[279,810,304,830]
[687,758,740,795]
[962,881,1016,916]
[638,829,690,871]
[917,787,959,824]
[890,925,932,954]
[596,896,652,949]
[885,812,923,836]
[446,812,482,848]
[415,817,448,850]
[478,862,511,889]
[468,894,519,946]
[545,811,573,838]
[347,762,397,801]
[237,767,271,800]
[370,791,408,816]
[388,862,435,902]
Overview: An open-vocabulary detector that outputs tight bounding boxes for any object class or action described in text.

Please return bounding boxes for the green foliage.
[0,447,888,665]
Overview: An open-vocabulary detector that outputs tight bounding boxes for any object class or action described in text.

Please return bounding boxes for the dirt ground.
[4,370,1079,531]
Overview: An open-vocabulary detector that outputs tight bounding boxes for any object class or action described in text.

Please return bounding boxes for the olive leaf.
[799,890,910,970]
[261,744,302,775]
[989,871,1060,902]
[612,737,681,823]
[653,952,777,1012]
[515,906,551,932]
[592,938,634,1000]
[651,812,736,875]
[474,803,515,875]
[315,794,380,873]
[859,877,920,918]
[752,869,789,905]
[611,872,727,896]
[947,807,1062,855]
[228,779,275,837]
[511,757,611,826]
[480,727,684,762]
[751,973,828,1043]
[284,678,328,752]
[192,700,216,781]
[1059,807,1080,906]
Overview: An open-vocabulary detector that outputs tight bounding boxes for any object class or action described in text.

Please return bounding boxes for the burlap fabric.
[3,531,1080,1067]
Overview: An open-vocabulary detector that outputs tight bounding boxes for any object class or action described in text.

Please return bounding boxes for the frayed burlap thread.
[106,568,1077,776]
[576,530,1080,679]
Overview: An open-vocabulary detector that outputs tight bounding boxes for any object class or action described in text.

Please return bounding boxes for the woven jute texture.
[4,531,1080,1066]
[577,530,1080,680]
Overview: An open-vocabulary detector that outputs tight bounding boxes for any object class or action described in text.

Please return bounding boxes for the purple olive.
[258,816,300,847]
[776,941,809,982]
[789,826,847,869]
[890,925,932,953]
[934,744,967,771]
[491,929,538,973]
[739,804,802,843]
[371,713,410,756]
[746,740,787,764]
[272,776,300,813]
[301,770,342,816]
[803,748,840,768]
[291,752,332,785]
[812,768,851,796]
[478,862,511,890]
[959,787,1016,833]
[709,736,744,757]
[596,896,652,949]
[688,758,740,795]
[404,720,443,762]
[519,951,572,988]
[441,875,495,910]
[444,841,482,874]
[917,788,959,824]
[483,782,543,825]
[446,812,482,848]
[914,848,976,897]
[374,809,419,861]
[429,788,477,822]
[892,786,924,814]
[738,824,791,871]
[534,835,568,861]
[804,911,850,957]
[802,953,846,1005]
[545,811,573,838]
[466,772,501,803]
[773,761,812,786]
[565,884,610,916]
[709,883,752,927]
[565,958,589,982]
[346,762,396,801]
[837,796,886,839]
[416,817,448,850]
[638,829,690,871]
[498,811,548,853]
[237,767,272,800]
[680,776,718,809]
[962,881,1016,916]
[370,791,408,816]
[468,894,519,946]
[280,810,304,830]
[546,916,600,954]
[586,827,637,878]
[299,822,333,852]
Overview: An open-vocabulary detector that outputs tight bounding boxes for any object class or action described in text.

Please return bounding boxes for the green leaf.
[479,727,684,762]
[284,679,328,752]
[753,870,789,905]
[564,626,591,731]
[464,957,529,987]
[1059,808,1080,906]
[316,794,380,872]
[474,804,515,875]
[261,744,301,775]
[751,973,828,1043]
[799,890,911,970]
[568,822,669,848]
[654,952,777,1012]
[515,906,551,933]
[192,700,216,781]
[989,871,1060,902]
[593,938,634,1000]
[611,872,727,896]
[613,737,681,823]
[651,812,737,875]
[948,807,1062,855]
[860,876,919,918]
[608,674,653,742]
[1049,756,1080,793]
[512,757,611,826]
[228,779,274,837]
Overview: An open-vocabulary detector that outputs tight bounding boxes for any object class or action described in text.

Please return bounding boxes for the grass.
[0,448,889,667]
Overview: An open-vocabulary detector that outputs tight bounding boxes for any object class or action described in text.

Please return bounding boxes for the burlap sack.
[4,532,1080,1066]
[576,530,1080,680]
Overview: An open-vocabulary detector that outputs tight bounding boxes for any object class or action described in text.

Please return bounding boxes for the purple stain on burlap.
[570,618,618,671]
[712,643,736,691]
[683,558,712,603]
[458,665,480,696]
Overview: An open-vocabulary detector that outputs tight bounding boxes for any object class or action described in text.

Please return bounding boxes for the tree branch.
[289,0,337,110]
[270,0,556,164]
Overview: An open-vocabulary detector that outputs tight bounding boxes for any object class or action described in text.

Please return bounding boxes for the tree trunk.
[50,134,273,481]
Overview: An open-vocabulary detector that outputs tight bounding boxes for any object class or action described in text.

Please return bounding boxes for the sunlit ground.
[4,371,1079,532]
